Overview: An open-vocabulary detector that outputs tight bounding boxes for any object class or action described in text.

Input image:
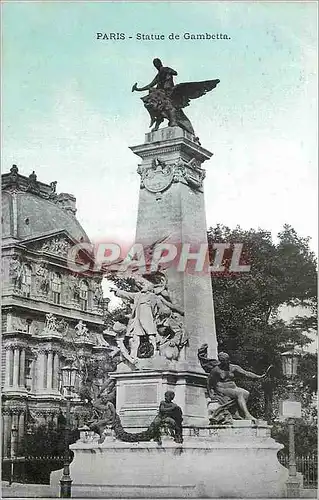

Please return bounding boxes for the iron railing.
[2,455,65,484]
[278,453,318,488]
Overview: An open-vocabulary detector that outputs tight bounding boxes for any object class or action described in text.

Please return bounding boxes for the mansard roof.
[2,165,89,243]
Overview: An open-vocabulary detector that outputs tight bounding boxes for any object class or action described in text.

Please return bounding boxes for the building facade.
[1,165,110,463]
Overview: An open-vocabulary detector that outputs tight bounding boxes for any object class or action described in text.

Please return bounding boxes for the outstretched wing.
[171,79,220,109]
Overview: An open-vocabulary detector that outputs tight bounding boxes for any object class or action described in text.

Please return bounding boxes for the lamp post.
[280,342,302,498]
[60,360,78,498]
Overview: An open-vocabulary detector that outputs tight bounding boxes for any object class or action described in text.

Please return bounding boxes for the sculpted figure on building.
[9,255,23,290]
[41,237,71,256]
[92,280,104,309]
[68,273,81,301]
[74,320,90,342]
[36,263,50,294]
[27,171,40,194]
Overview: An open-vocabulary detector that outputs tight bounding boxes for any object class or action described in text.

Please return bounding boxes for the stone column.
[18,412,25,455]
[8,348,14,386]
[6,312,13,332]
[47,351,53,390]
[4,347,12,387]
[37,350,46,391]
[12,347,20,387]
[11,413,19,457]
[53,353,59,390]
[19,348,26,388]
[2,412,11,457]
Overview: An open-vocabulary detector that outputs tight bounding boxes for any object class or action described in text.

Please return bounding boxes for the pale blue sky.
[2,1,318,251]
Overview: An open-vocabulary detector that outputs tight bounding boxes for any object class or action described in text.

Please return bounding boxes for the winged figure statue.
[132,58,220,135]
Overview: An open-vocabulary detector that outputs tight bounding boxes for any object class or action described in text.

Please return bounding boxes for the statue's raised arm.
[132,58,220,136]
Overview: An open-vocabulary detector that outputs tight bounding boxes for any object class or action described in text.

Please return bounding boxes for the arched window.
[21,264,32,297]
[51,272,62,304]
[79,280,89,311]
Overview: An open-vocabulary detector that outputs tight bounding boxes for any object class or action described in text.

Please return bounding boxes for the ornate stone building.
[1,165,109,460]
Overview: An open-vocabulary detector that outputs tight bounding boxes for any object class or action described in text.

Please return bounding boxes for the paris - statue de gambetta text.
[132,58,220,136]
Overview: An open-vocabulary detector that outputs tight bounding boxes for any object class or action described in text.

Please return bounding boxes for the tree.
[102,224,317,435]
[207,224,317,422]
[272,419,318,456]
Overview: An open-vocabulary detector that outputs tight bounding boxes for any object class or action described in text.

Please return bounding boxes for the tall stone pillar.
[132,127,217,363]
[112,127,217,428]
[19,348,26,388]
[4,347,12,387]
[37,350,46,391]
[47,351,53,390]
[12,347,20,387]
[11,413,19,457]
[18,412,25,455]
[53,353,59,390]
[2,411,11,458]
[8,348,14,386]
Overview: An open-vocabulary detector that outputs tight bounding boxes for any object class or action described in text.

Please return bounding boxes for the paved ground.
[2,482,317,499]
[2,482,57,498]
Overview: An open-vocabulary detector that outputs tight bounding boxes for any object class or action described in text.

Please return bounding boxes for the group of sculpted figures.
[132,58,220,136]
[106,272,188,366]
[86,345,271,444]
[88,381,183,445]
[83,61,269,442]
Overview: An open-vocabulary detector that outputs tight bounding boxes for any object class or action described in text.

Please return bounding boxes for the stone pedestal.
[50,424,288,498]
[131,126,217,365]
[114,127,218,428]
[112,369,208,429]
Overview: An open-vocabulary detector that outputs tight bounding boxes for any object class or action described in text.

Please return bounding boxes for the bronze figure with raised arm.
[198,344,272,423]
[132,58,220,135]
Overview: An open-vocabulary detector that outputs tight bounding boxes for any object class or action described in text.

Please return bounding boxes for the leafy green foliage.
[207,224,317,423]
[272,419,318,456]
[77,355,118,402]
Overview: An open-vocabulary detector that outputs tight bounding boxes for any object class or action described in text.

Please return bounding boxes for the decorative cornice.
[3,340,29,350]
[2,165,77,216]
[130,130,212,164]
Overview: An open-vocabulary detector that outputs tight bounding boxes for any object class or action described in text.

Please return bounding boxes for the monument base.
[111,368,208,428]
[50,423,288,498]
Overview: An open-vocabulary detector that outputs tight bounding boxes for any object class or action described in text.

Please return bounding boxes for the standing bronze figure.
[132,58,220,135]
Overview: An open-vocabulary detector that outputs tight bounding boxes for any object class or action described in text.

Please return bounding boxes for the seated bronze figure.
[198,344,272,424]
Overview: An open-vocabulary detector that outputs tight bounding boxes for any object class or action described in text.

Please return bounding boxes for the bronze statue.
[89,394,117,444]
[111,273,184,361]
[88,389,183,445]
[198,344,272,424]
[132,58,220,135]
[151,390,183,444]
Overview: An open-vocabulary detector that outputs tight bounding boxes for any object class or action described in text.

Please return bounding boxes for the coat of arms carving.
[138,158,174,194]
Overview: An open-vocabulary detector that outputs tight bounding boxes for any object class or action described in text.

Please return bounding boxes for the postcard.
[1,1,317,498]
